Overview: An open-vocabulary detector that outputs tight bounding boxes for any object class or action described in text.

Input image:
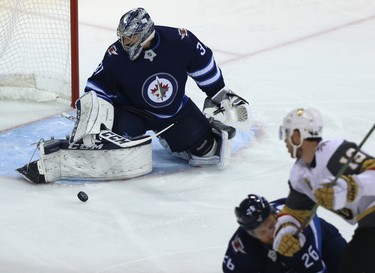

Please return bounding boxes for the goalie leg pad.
[176,119,235,169]
[17,138,152,183]
[158,134,220,166]
[209,118,236,169]
[16,160,47,184]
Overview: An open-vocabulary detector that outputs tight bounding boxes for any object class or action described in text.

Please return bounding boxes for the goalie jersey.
[84,26,225,119]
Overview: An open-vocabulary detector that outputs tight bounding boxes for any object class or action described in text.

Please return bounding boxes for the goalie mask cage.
[0,0,79,107]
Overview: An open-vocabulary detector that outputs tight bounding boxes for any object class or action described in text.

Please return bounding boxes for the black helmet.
[234,194,272,230]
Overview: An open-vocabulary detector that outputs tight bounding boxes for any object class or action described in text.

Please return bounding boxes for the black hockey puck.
[77,191,88,202]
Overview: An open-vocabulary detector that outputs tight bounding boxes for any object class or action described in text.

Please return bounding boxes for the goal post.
[70,0,79,107]
[0,0,80,107]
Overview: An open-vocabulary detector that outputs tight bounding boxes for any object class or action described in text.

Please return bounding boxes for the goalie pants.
[112,98,212,153]
[338,227,375,273]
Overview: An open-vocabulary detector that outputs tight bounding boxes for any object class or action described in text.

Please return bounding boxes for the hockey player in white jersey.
[273,107,375,273]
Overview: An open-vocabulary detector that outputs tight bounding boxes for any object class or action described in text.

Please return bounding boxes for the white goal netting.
[0,0,77,103]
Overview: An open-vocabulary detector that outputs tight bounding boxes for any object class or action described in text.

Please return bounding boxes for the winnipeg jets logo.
[142,73,178,108]
[151,77,169,100]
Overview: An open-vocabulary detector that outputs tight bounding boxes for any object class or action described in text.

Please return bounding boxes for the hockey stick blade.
[99,123,174,148]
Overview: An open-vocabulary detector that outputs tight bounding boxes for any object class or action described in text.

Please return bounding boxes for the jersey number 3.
[196,42,206,56]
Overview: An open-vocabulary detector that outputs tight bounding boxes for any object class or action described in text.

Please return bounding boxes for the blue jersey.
[84,26,225,119]
[223,198,346,273]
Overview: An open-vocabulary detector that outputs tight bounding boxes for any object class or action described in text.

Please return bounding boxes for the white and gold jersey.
[286,138,375,225]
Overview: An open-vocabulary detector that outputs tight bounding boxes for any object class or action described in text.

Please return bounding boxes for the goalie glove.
[314,176,359,210]
[70,91,114,147]
[203,88,252,131]
[273,214,306,257]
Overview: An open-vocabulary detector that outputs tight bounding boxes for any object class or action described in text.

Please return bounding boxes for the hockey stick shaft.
[61,112,174,148]
[99,123,174,148]
[294,123,375,236]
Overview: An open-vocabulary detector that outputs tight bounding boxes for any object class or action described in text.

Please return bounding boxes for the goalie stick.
[61,112,174,148]
[294,123,375,237]
[99,126,173,148]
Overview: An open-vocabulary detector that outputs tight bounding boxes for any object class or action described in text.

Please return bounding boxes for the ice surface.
[0,0,374,272]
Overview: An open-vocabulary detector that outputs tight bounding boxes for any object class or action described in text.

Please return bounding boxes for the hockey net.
[0,0,79,106]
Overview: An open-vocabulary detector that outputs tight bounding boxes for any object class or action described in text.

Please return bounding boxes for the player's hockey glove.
[273,214,306,257]
[314,175,359,210]
[203,88,251,131]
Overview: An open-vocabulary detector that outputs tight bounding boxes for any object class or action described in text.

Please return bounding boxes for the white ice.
[0,0,375,272]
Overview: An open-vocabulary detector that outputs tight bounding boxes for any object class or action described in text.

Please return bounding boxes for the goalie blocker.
[17,137,152,184]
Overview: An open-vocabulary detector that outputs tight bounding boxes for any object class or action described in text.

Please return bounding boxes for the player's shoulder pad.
[176,27,190,40]
[229,227,261,255]
[105,40,124,58]
[156,25,196,42]
[230,233,247,255]
[316,138,345,157]
[159,26,194,41]
[326,138,373,175]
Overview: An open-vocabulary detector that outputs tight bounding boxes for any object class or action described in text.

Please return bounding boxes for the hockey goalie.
[17,89,249,184]
[17,7,252,183]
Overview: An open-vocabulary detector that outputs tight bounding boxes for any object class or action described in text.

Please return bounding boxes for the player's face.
[251,214,276,245]
[121,34,141,49]
[284,130,303,159]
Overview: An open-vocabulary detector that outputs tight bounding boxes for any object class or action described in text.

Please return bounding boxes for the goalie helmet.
[235,194,272,230]
[117,7,155,61]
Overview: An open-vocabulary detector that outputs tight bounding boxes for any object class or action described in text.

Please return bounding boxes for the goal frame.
[0,0,80,108]
[70,0,79,108]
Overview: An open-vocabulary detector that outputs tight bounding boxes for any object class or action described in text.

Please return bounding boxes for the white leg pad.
[217,130,232,170]
[188,130,233,169]
[158,119,234,169]
[37,140,152,182]
[189,155,220,167]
